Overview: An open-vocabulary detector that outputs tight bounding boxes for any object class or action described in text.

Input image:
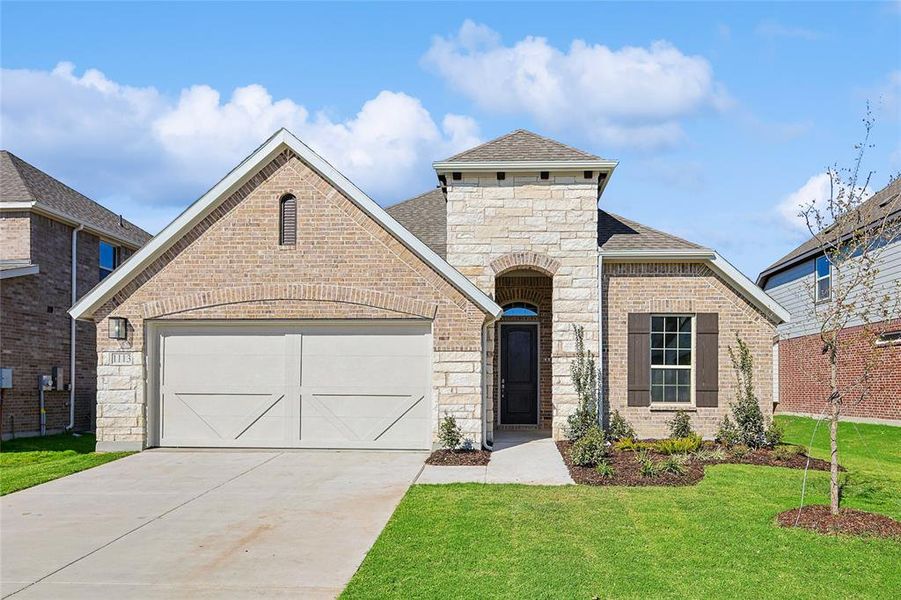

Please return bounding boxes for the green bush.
[607,410,636,441]
[594,461,615,479]
[763,418,784,448]
[667,410,695,439]
[565,324,598,441]
[728,337,767,447]
[613,437,638,452]
[715,415,740,447]
[693,447,727,462]
[636,449,661,477]
[566,409,598,443]
[660,455,687,476]
[438,414,463,451]
[653,435,702,455]
[772,444,804,461]
[730,444,750,459]
[570,426,608,467]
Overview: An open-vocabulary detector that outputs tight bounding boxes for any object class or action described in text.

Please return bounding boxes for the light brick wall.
[604,262,777,439]
[445,172,599,438]
[93,151,488,449]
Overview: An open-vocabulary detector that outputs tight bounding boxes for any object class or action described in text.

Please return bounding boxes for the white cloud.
[776,173,873,233]
[1,63,479,233]
[422,20,730,150]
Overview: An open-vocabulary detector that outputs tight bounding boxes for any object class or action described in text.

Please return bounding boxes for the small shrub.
[660,455,687,476]
[693,447,727,462]
[570,426,607,467]
[728,337,766,447]
[607,410,636,441]
[438,414,463,451]
[667,410,695,439]
[636,449,661,477]
[730,444,750,459]
[715,415,740,447]
[763,418,784,448]
[594,461,615,479]
[653,435,702,455]
[566,408,598,443]
[613,437,639,452]
[566,324,598,442]
[772,444,804,461]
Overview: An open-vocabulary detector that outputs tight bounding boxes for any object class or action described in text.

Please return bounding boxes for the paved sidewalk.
[417,431,573,485]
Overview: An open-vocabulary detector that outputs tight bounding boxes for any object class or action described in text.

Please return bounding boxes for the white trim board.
[0,264,39,279]
[0,201,143,249]
[70,128,503,321]
[599,248,791,324]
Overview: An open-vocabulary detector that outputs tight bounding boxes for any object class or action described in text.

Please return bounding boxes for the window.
[99,241,119,280]
[815,255,831,302]
[279,194,297,245]
[876,330,901,347]
[502,302,539,317]
[650,315,693,403]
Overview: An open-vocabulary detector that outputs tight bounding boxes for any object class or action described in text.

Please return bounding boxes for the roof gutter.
[0,201,141,250]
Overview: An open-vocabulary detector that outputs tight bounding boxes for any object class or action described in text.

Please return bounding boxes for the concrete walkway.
[1,449,426,599]
[417,431,573,485]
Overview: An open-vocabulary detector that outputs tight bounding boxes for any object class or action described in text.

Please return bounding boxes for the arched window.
[502,302,539,317]
[279,194,296,245]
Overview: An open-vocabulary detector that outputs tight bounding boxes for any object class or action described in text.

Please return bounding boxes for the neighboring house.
[758,178,901,423]
[70,129,788,452]
[0,151,151,438]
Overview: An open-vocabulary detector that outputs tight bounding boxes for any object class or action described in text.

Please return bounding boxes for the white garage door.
[151,321,431,449]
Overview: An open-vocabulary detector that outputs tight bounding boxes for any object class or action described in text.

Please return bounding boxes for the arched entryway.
[494,269,553,431]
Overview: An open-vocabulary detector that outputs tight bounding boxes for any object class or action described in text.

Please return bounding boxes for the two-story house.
[1,151,151,438]
[758,178,901,423]
[69,129,788,452]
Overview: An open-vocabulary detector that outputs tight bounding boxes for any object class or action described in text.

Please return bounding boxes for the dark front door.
[500,324,538,424]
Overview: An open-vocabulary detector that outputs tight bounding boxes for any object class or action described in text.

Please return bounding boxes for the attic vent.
[452,172,462,181]
[584,171,593,179]
[497,172,505,181]
[540,171,549,180]
[279,194,297,245]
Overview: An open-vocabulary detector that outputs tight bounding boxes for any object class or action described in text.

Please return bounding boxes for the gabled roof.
[757,177,901,286]
[1,151,151,248]
[440,129,602,163]
[386,188,447,259]
[598,210,704,252]
[69,129,502,321]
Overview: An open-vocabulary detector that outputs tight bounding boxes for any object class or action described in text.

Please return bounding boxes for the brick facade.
[776,318,901,422]
[92,151,489,449]
[603,262,777,439]
[0,212,134,437]
[445,172,600,439]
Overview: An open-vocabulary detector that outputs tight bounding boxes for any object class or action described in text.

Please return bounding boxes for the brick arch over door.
[140,283,439,319]
[489,252,561,278]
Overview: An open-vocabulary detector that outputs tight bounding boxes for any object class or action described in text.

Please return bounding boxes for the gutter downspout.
[481,318,497,451]
[67,224,84,431]
[597,252,604,427]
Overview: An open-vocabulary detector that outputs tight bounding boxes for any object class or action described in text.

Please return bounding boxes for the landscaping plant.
[438,414,463,451]
[636,449,661,478]
[772,444,804,462]
[570,425,607,467]
[594,461,615,479]
[607,410,636,441]
[652,435,701,455]
[666,410,695,439]
[693,447,727,462]
[728,337,767,447]
[565,324,598,441]
[715,414,740,447]
[660,455,688,476]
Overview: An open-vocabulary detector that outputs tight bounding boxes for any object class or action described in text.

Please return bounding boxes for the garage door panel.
[155,321,431,449]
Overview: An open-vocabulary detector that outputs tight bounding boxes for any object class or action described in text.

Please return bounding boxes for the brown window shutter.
[280,194,297,245]
[695,313,719,407]
[627,313,650,407]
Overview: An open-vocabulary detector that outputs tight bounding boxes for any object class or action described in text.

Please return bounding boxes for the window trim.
[814,255,831,303]
[876,330,901,347]
[99,240,119,280]
[501,301,540,317]
[649,314,696,407]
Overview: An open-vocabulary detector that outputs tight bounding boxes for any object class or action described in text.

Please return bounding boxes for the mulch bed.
[776,505,901,539]
[426,449,491,466]
[557,441,833,487]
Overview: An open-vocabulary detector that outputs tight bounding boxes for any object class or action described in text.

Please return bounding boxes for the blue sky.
[2,1,899,277]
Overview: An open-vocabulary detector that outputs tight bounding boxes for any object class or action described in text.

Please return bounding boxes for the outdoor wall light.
[108,317,128,340]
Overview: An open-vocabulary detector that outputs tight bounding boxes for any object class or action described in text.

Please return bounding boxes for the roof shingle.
[439,129,602,164]
[385,188,447,259]
[597,210,704,252]
[1,151,152,247]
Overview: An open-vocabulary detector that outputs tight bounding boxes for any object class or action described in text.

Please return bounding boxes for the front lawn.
[343,416,901,599]
[0,433,132,495]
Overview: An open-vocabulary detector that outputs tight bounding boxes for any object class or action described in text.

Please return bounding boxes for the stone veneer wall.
[93,151,489,450]
[445,172,599,439]
[603,262,777,439]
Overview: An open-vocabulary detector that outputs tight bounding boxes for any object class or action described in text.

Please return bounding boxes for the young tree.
[796,107,901,514]
[565,324,599,441]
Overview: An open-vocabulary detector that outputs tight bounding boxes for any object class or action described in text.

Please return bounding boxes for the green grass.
[0,433,132,495]
[343,416,900,599]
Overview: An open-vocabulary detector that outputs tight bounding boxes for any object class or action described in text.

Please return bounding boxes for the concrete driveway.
[1,449,426,599]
